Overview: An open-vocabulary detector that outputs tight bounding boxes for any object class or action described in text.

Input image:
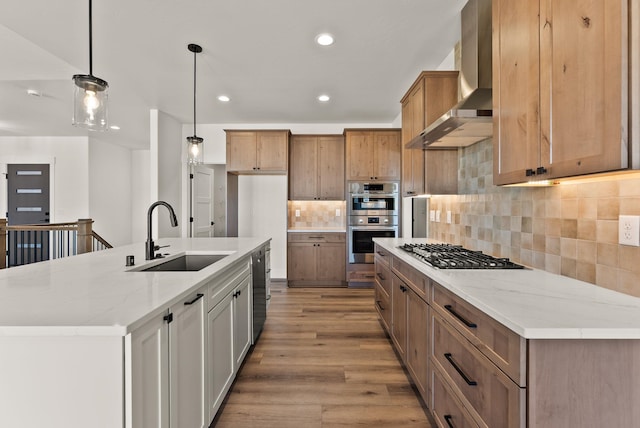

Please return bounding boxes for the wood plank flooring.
[211,282,434,427]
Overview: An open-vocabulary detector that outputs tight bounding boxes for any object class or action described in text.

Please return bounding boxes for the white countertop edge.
[0,326,128,337]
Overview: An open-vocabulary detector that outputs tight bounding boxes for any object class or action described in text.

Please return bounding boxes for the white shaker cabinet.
[127,312,170,428]
[127,287,207,428]
[207,290,234,419]
[206,258,254,420]
[169,290,207,428]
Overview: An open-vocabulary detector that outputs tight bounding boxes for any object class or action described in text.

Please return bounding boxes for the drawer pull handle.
[184,293,204,305]
[364,274,375,279]
[308,236,324,239]
[376,300,385,311]
[444,415,455,428]
[376,251,387,256]
[376,272,385,281]
[444,353,477,386]
[444,305,477,328]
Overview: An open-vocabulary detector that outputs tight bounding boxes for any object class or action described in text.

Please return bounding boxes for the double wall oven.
[348,182,399,263]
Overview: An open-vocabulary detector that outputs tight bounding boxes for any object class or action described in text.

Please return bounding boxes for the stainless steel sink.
[139,254,228,272]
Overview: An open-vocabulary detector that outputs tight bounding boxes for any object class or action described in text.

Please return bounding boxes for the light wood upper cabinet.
[400,71,459,196]
[493,0,629,185]
[289,135,344,200]
[226,130,289,174]
[345,129,401,181]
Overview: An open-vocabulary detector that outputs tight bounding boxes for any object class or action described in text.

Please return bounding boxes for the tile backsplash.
[288,200,346,229]
[429,139,640,298]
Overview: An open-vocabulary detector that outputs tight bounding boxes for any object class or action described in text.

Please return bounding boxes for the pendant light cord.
[193,48,197,137]
[88,0,93,76]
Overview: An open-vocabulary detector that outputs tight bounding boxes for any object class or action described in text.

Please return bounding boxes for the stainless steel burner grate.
[398,243,524,269]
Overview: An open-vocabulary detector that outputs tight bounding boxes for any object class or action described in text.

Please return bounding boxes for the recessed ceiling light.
[217,95,230,102]
[317,94,330,102]
[315,33,334,46]
[109,125,120,130]
[27,89,42,97]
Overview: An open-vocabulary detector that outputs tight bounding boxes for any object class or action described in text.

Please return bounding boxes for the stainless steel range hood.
[407,0,493,149]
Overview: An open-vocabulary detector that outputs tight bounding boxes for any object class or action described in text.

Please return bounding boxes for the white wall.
[150,110,183,238]
[0,136,89,223]
[237,175,288,279]
[130,150,150,243]
[88,137,133,247]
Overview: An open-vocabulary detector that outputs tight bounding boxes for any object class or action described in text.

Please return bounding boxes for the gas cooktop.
[398,243,525,270]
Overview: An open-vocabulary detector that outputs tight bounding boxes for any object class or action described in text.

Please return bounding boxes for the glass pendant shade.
[72,74,109,130]
[187,135,204,164]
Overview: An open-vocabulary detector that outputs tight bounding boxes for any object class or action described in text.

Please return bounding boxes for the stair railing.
[0,218,112,269]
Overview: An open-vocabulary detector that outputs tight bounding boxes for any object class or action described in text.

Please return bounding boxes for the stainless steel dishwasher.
[251,245,268,342]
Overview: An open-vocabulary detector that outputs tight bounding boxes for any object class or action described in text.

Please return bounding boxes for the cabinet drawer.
[391,256,428,300]
[432,283,526,386]
[207,258,251,312]
[374,282,391,332]
[374,244,391,267]
[375,261,392,297]
[432,367,480,428]
[432,313,525,428]
[287,232,345,243]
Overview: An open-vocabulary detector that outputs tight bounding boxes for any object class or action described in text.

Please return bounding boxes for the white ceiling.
[0,0,465,149]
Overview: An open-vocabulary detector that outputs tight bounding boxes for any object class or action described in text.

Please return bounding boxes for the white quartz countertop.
[0,237,268,337]
[374,238,640,339]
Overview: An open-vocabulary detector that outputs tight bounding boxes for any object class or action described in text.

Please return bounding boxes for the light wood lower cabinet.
[432,312,525,428]
[385,249,430,405]
[374,247,640,428]
[431,367,480,428]
[287,232,346,287]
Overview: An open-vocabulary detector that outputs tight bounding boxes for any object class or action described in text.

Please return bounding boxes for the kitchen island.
[0,237,269,428]
[374,238,640,428]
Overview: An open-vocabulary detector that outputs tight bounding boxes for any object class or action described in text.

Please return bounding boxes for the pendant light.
[72,0,109,131]
[187,43,204,165]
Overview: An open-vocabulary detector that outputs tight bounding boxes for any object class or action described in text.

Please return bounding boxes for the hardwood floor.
[211,282,434,427]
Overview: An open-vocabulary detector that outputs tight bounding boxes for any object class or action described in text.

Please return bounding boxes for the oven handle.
[350,193,398,198]
[349,226,398,231]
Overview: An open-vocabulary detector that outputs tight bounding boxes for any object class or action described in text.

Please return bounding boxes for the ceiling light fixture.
[318,94,330,102]
[217,95,230,102]
[315,33,334,46]
[27,89,42,97]
[186,43,204,165]
[109,125,120,130]
[72,0,109,131]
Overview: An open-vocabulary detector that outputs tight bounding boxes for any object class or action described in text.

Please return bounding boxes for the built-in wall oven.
[348,182,399,263]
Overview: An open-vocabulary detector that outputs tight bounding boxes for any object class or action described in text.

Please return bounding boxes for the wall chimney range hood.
[407,0,493,149]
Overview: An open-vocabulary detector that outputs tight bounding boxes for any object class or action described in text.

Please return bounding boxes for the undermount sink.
[139,254,229,272]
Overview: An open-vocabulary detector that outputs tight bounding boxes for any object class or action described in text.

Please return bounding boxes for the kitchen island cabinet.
[493,0,630,184]
[374,238,640,428]
[0,237,269,428]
